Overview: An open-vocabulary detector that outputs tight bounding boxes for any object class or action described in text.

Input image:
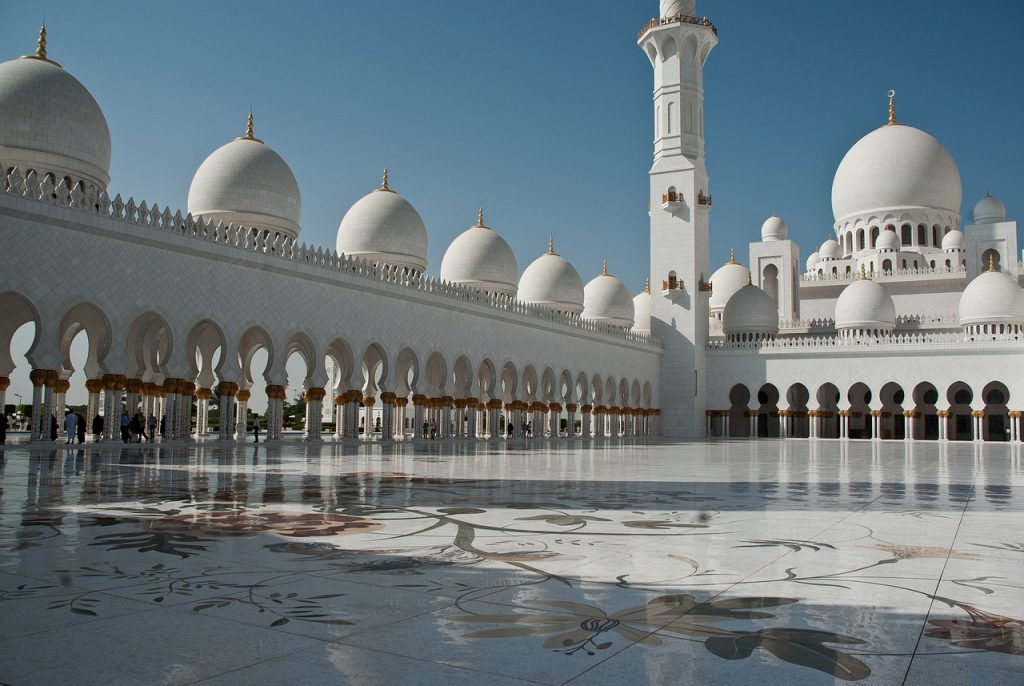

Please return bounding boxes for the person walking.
[92,414,103,442]
[65,412,78,444]
[0,413,7,444]
[76,413,86,445]
[147,414,157,443]
[50,414,58,441]
[120,411,131,443]
[252,413,261,443]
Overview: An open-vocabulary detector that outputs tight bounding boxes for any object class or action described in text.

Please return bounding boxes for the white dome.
[819,239,842,260]
[832,123,961,225]
[336,172,428,272]
[958,269,1024,327]
[582,264,634,328]
[761,214,787,241]
[518,242,585,315]
[709,255,750,311]
[805,251,820,272]
[875,228,900,252]
[440,211,518,297]
[661,0,696,17]
[631,286,652,334]
[834,276,896,330]
[973,193,1006,224]
[188,119,301,240]
[0,40,111,190]
[722,284,778,337]
[941,229,965,251]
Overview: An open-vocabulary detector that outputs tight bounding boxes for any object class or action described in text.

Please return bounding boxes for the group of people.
[63,411,88,444]
[118,410,158,443]
[507,421,534,438]
[0,408,264,444]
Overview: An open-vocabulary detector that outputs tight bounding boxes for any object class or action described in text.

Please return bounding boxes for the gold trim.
[20,24,61,67]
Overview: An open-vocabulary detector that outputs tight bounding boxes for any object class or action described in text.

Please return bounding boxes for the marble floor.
[0,437,1021,685]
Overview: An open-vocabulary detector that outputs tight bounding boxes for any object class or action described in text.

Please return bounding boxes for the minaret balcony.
[660,190,686,214]
[661,275,686,301]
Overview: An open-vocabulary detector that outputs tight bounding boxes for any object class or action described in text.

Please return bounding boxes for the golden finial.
[237,111,263,143]
[645,277,651,294]
[887,89,896,126]
[475,207,486,228]
[728,248,736,264]
[602,259,609,276]
[21,22,60,66]
[859,264,868,280]
[548,236,555,255]
[377,167,393,192]
[988,253,997,272]
[747,272,752,286]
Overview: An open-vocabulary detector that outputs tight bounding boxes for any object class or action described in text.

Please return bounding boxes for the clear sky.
[2,1,1023,409]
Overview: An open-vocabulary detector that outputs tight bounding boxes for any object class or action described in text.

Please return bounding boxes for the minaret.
[639,0,717,437]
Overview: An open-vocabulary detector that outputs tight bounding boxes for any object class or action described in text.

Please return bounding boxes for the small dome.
[875,228,900,252]
[973,193,1006,225]
[440,210,518,297]
[0,31,111,190]
[722,284,779,337]
[835,275,896,330]
[819,239,842,260]
[941,229,965,251]
[661,0,696,17]
[582,263,634,328]
[709,252,750,311]
[958,268,1024,327]
[518,240,585,315]
[336,170,428,272]
[805,251,820,272]
[761,214,788,241]
[631,283,652,334]
[188,115,301,240]
[831,122,961,224]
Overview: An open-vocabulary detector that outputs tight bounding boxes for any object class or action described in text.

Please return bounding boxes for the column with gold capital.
[235,389,251,441]
[216,381,238,441]
[103,374,126,441]
[304,388,326,441]
[52,379,70,439]
[379,392,396,441]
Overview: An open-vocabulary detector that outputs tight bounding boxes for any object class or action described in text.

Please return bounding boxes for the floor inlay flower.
[926,603,1024,656]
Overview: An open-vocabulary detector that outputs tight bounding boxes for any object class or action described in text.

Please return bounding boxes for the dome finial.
[475,206,485,228]
[988,253,997,272]
[602,259,608,276]
[747,272,752,286]
[887,89,896,126]
[37,23,47,60]
[728,247,736,264]
[236,111,263,143]
[548,236,555,255]
[859,264,868,280]
[376,168,391,193]
[645,277,651,294]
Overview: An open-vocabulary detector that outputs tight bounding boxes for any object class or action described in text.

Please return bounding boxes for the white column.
[379,393,395,442]
[235,390,250,441]
[28,370,48,440]
[581,406,593,438]
[305,388,325,441]
[217,382,238,442]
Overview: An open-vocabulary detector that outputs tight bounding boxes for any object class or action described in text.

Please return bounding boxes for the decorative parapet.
[801,265,966,283]
[708,330,1023,351]
[638,13,717,41]
[0,167,659,349]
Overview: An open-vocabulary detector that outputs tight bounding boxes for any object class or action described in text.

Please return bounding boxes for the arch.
[478,358,497,401]
[393,346,420,397]
[58,302,113,380]
[186,319,228,387]
[238,326,275,389]
[900,224,912,245]
[762,264,779,303]
[785,383,809,438]
[642,381,653,408]
[856,229,865,251]
[755,383,779,437]
[727,384,750,437]
[0,292,41,376]
[451,355,474,398]
[563,369,577,403]
[815,383,840,438]
[591,373,604,404]
[846,382,872,438]
[522,364,539,401]
[946,381,973,441]
[911,382,940,440]
[360,342,389,395]
[424,351,448,397]
[500,361,519,403]
[630,380,642,408]
[604,376,617,407]
[575,372,590,407]
[126,311,173,382]
[981,380,1010,442]
[870,226,879,248]
[542,367,558,402]
[878,382,905,440]
[325,337,355,395]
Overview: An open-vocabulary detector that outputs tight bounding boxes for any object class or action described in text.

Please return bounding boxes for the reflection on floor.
[0,438,1022,685]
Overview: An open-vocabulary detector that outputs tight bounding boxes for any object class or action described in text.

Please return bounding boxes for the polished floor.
[0,437,1022,685]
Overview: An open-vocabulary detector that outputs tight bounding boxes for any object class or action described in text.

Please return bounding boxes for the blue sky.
[2,1,1023,407]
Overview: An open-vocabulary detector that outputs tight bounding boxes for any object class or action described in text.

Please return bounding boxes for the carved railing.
[801,265,966,283]
[639,13,718,40]
[709,330,1022,351]
[0,167,659,348]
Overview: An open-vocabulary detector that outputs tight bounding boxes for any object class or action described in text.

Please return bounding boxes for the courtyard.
[0,437,1021,684]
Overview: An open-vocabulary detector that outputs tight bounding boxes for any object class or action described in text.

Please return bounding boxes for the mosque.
[0,0,1021,445]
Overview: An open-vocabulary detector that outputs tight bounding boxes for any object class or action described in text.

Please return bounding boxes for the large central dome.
[831,123,961,225]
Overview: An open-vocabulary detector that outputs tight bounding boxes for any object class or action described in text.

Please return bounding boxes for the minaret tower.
[639,0,717,437]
